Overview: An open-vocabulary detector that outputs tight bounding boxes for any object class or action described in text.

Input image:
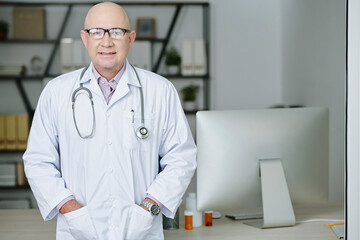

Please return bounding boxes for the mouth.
[98,52,116,55]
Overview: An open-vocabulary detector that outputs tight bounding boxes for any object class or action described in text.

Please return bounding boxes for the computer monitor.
[196,107,329,228]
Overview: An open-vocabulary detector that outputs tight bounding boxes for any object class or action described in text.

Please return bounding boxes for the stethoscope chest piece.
[136,126,149,139]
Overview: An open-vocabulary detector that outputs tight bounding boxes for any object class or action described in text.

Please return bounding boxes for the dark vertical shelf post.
[203,4,210,111]
[43,4,73,76]
[152,4,182,73]
[14,77,34,119]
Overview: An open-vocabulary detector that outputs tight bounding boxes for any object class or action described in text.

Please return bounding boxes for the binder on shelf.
[72,39,84,69]
[17,114,29,150]
[0,115,5,150]
[13,7,46,40]
[60,38,73,73]
[16,162,29,186]
[193,39,207,76]
[61,38,89,73]
[181,40,194,76]
[5,115,17,150]
[0,65,26,76]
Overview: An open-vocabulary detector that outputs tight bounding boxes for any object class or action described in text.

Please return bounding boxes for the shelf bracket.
[14,77,34,118]
[152,4,182,73]
[44,4,73,76]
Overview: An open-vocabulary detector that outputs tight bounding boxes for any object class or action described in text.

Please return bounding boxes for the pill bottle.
[184,210,193,230]
[204,211,213,227]
[185,193,202,227]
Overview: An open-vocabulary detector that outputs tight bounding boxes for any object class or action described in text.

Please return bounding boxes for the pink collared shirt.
[93,64,126,104]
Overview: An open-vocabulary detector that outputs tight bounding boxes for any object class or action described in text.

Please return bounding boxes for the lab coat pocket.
[63,206,97,240]
[125,205,154,240]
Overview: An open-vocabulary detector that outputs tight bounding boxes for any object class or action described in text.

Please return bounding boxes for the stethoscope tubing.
[72,63,148,139]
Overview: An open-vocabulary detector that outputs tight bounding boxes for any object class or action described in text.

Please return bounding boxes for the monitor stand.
[244,158,296,229]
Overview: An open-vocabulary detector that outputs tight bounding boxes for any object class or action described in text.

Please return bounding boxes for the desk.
[0,204,343,240]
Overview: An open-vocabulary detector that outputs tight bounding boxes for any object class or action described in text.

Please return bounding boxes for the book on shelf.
[0,65,26,76]
[4,115,16,150]
[0,115,5,150]
[181,39,207,76]
[61,38,89,73]
[0,114,29,150]
[16,162,29,186]
[13,7,46,40]
[17,114,29,150]
[193,39,207,76]
[181,40,194,76]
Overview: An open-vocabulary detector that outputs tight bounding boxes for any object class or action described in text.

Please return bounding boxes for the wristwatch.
[141,200,161,216]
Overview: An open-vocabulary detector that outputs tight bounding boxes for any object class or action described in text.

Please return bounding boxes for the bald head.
[84,2,131,30]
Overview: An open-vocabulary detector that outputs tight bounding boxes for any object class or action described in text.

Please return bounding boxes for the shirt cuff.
[56,195,75,212]
[146,193,173,216]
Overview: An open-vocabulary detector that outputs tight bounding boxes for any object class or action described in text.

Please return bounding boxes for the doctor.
[23,2,197,240]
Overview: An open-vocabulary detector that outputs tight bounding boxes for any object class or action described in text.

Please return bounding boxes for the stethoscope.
[71,64,149,139]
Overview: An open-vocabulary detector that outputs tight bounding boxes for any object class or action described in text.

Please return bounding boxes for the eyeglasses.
[84,28,130,40]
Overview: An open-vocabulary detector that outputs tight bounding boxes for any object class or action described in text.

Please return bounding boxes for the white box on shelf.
[193,39,207,76]
[181,40,194,76]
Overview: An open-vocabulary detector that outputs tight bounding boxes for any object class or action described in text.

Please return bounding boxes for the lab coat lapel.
[79,65,103,100]
[108,61,141,107]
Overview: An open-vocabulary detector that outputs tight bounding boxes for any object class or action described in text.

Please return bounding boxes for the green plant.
[165,46,181,66]
[0,20,8,33]
[181,84,199,102]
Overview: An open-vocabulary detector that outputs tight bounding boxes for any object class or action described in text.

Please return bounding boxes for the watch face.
[150,204,160,215]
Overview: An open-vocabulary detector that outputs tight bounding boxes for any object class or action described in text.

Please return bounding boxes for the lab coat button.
[110,197,114,202]
[108,167,113,172]
[107,140,112,145]
[106,111,111,117]
[109,224,115,230]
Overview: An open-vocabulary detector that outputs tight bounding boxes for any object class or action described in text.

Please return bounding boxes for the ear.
[80,30,88,48]
[128,31,136,48]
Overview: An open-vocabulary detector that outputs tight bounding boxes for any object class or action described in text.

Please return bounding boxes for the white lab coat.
[23,60,197,240]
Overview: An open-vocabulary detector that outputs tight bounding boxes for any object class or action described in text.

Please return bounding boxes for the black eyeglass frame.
[84,27,131,39]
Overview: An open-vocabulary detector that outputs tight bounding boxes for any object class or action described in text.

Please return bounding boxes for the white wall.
[281,0,346,202]
[207,0,345,202]
[209,0,283,110]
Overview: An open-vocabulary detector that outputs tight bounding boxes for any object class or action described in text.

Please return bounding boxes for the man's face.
[81,5,135,78]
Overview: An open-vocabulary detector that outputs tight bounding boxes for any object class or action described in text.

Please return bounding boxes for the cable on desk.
[296,219,344,224]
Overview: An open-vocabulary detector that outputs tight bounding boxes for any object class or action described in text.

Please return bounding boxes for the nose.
[101,32,114,47]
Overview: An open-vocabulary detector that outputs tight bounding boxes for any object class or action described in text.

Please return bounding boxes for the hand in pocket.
[64,206,97,240]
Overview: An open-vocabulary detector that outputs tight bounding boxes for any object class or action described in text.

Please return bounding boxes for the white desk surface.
[0,203,343,240]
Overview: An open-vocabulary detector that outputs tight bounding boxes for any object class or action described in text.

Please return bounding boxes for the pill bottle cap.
[204,211,213,213]
[184,210,194,216]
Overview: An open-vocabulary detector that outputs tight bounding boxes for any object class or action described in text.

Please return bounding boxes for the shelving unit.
[0,1,210,207]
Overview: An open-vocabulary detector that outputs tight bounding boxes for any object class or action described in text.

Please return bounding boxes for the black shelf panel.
[0,39,57,44]
[137,38,166,43]
[163,74,209,79]
[0,150,25,154]
[0,2,209,7]
[184,109,208,115]
[0,186,30,190]
[0,75,58,80]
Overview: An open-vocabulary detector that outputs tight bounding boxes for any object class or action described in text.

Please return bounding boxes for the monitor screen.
[196,107,329,227]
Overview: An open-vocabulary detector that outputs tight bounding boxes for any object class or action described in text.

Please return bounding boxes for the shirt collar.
[92,63,126,84]
[78,59,141,87]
